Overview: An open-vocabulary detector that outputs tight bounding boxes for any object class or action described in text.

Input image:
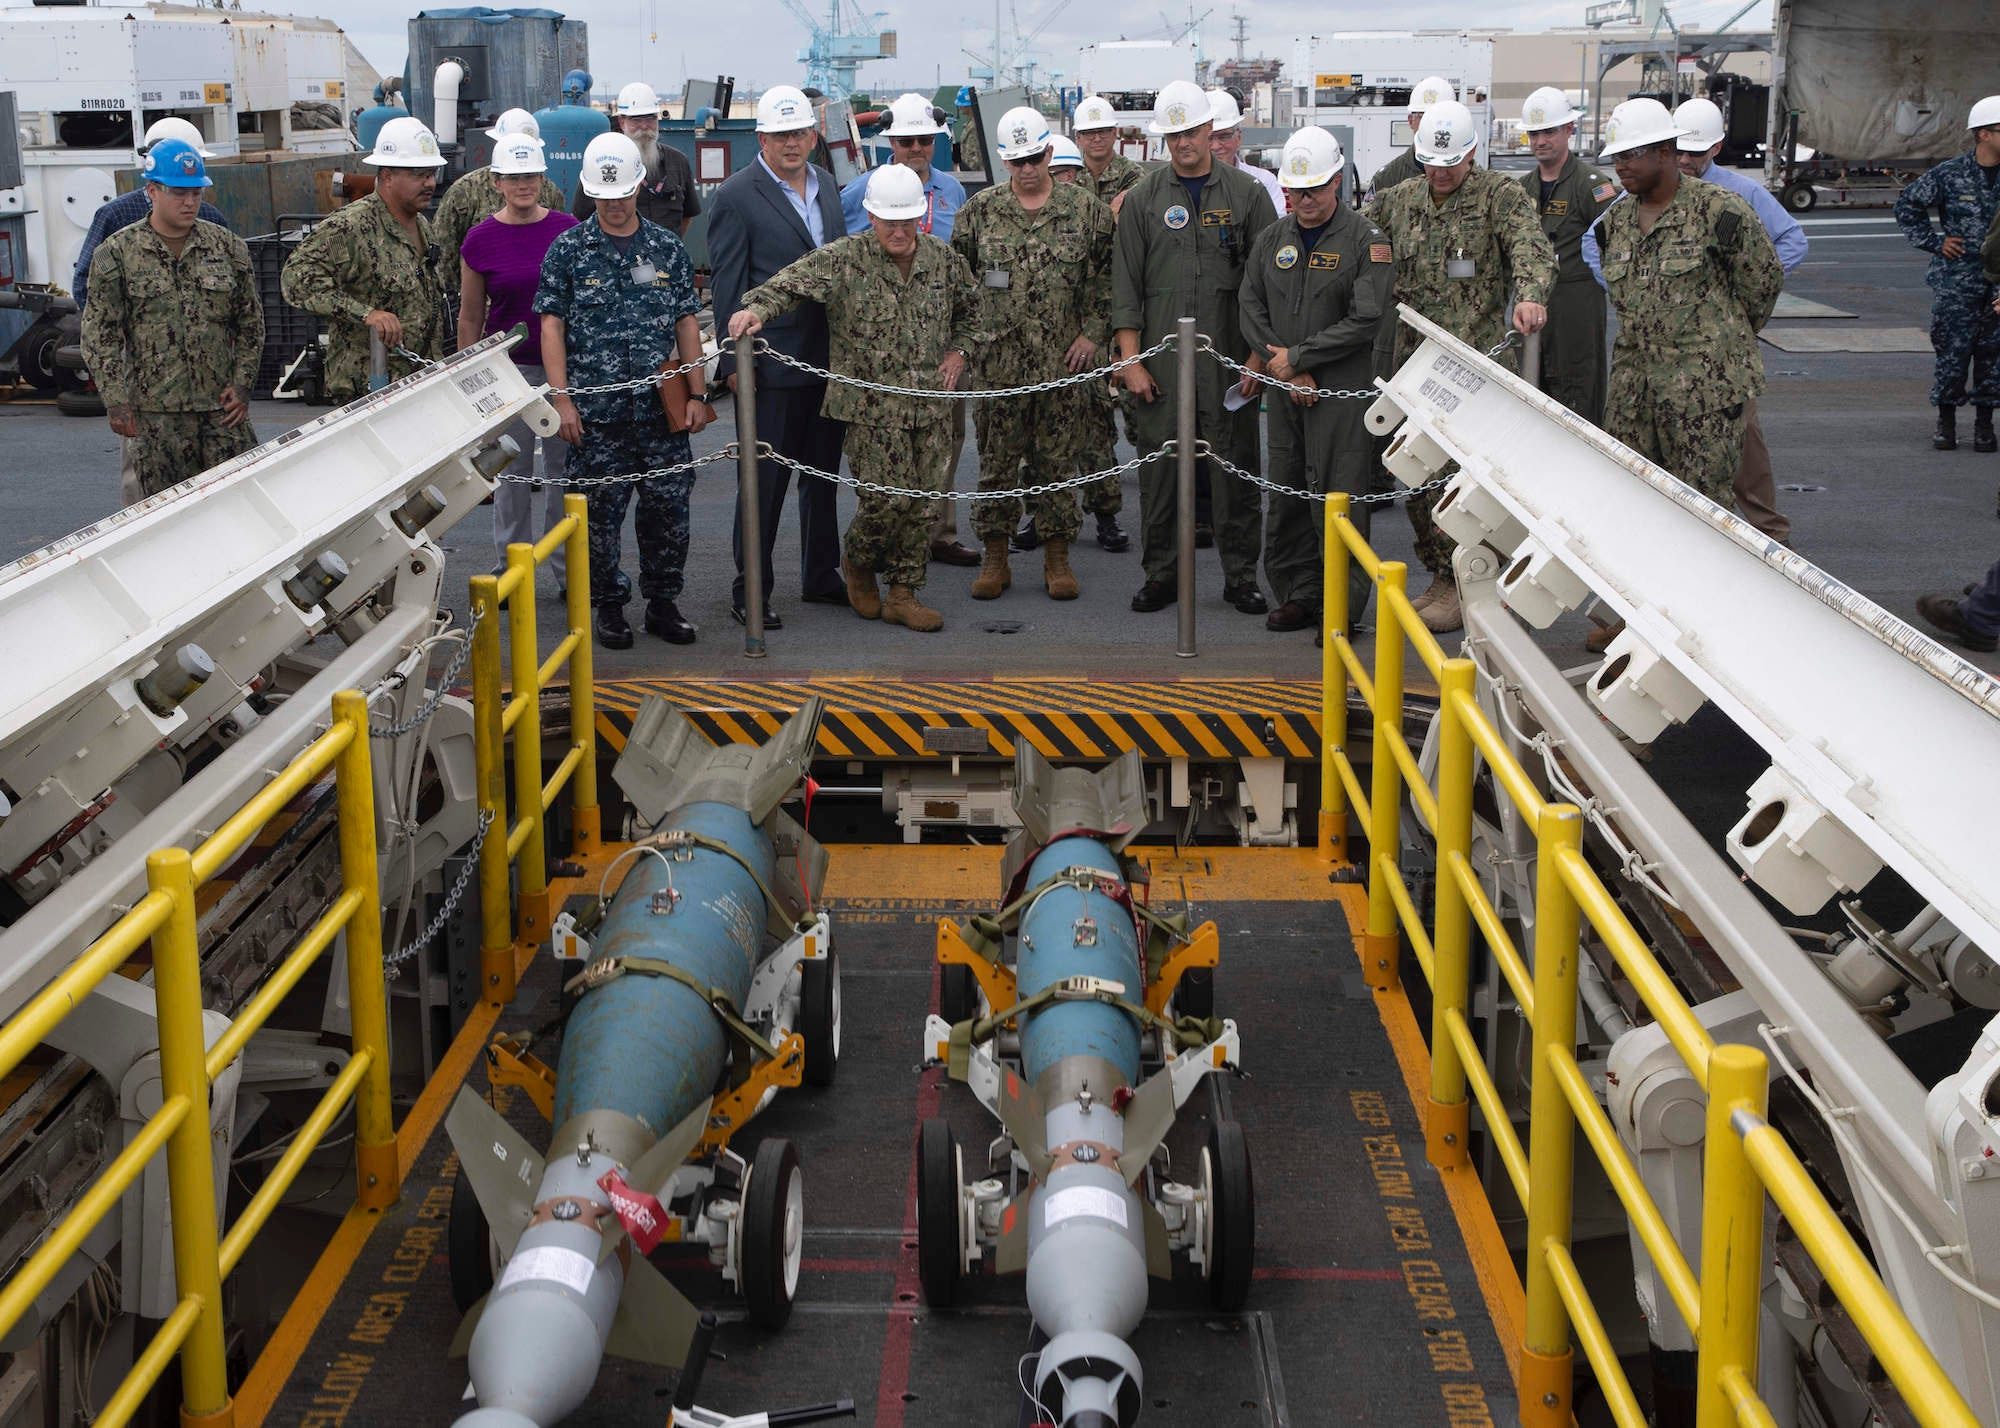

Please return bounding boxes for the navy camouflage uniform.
[1896,154,2000,409]
[534,217,701,608]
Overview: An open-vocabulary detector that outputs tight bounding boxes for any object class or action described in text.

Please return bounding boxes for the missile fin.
[592,1098,715,1265]
[767,807,829,933]
[996,1189,1031,1274]
[1003,745,1148,885]
[614,695,826,828]
[603,1255,698,1368]
[996,1072,1050,1180]
[1116,1067,1178,1188]
[1142,1201,1172,1279]
[448,1293,487,1358]
[445,1087,542,1255]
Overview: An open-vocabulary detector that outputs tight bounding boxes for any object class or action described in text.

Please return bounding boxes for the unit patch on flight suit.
[1275,244,1299,269]
[1307,251,1341,270]
[1164,205,1189,229]
[1544,199,1570,216]
[1201,209,1232,226]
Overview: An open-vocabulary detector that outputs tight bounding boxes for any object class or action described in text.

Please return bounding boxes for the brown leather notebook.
[657,364,702,432]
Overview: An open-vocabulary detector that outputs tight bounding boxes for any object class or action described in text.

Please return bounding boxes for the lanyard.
[921,189,937,235]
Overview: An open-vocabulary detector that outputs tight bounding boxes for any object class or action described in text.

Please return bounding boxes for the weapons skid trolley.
[915,743,1247,1428]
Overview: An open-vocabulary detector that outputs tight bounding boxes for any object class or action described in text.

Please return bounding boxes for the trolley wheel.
[53,342,87,371]
[447,1170,500,1313]
[55,386,104,417]
[800,952,841,1088]
[1176,965,1215,1020]
[15,324,60,390]
[741,1138,804,1330]
[1781,181,1817,213]
[917,1117,965,1307]
[1200,1119,1255,1312]
[939,961,979,1024]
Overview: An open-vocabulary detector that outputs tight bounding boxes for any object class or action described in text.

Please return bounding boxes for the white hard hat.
[1048,134,1084,169]
[365,115,448,168]
[1409,76,1454,116]
[1279,126,1344,189]
[1674,98,1725,151]
[1073,94,1118,132]
[882,92,945,137]
[1207,88,1245,131]
[995,105,1053,163]
[757,85,816,134]
[490,134,548,175]
[1520,86,1581,132]
[1150,80,1213,136]
[1968,95,2000,130]
[862,162,929,220]
[1598,97,1685,158]
[579,131,643,198]
[485,108,541,142]
[141,116,213,157]
[614,82,663,118]
[1413,100,1479,166]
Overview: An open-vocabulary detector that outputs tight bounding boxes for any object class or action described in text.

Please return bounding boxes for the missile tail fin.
[1004,746,1148,885]
[614,696,827,828]
[604,1256,698,1369]
[628,1096,713,1197]
[1116,1066,1178,1188]
[445,1088,542,1256]
[995,1072,1050,1179]
[1142,1200,1172,1279]
[448,1293,487,1358]
[996,1190,1031,1274]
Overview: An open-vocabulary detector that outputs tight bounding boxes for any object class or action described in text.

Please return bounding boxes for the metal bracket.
[936,916,1016,1014]
[1145,919,1219,1017]
[699,1032,805,1156]
[486,1034,557,1123]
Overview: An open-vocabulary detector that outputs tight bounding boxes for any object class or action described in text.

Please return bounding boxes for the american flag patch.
[1592,181,1617,202]
[1369,243,1392,263]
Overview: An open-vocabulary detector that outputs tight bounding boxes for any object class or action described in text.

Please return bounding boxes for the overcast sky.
[322,0,1762,99]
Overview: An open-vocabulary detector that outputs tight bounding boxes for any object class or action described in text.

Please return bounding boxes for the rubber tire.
[15,324,60,390]
[1177,965,1215,1021]
[741,1138,804,1330]
[1205,1119,1255,1312]
[55,386,105,418]
[939,961,978,1025]
[54,343,87,371]
[447,1170,496,1313]
[801,953,840,1087]
[917,1117,963,1307]
[1782,182,1817,213]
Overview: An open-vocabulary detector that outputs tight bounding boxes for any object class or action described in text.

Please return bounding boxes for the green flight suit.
[1239,204,1394,616]
[1521,157,1617,424]
[1368,147,1423,200]
[1110,161,1277,590]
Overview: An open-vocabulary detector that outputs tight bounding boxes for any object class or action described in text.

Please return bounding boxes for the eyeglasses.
[1005,152,1048,168]
[891,135,937,148]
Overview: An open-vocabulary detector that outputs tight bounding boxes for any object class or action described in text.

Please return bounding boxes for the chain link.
[753,334,1178,401]
[369,616,478,738]
[385,808,492,978]
[1197,442,1452,507]
[492,446,738,488]
[764,444,1171,503]
[1196,339,1378,401]
[394,345,712,399]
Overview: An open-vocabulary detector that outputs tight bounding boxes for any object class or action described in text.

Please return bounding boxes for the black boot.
[1010,519,1042,552]
[643,599,697,645]
[1095,512,1130,552]
[1976,406,1997,453]
[1936,404,1959,451]
[594,604,633,650]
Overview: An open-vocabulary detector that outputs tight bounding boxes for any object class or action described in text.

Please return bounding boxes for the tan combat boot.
[844,561,882,620]
[1412,572,1454,613]
[1420,581,1462,634]
[882,584,944,632]
[970,538,1012,599]
[1043,539,1079,600]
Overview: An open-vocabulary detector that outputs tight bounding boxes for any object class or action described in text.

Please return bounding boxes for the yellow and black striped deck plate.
[589,677,1326,760]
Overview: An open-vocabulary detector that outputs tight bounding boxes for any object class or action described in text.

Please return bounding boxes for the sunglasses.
[1005,152,1048,168]
[891,135,936,147]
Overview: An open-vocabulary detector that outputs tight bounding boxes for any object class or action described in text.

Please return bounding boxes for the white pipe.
[433,60,466,147]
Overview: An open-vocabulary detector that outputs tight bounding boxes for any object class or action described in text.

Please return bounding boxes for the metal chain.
[385,808,492,978]
[1196,339,1377,401]
[754,334,1178,401]
[492,446,738,488]
[763,444,1171,503]
[1197,442,1451,507]
[369,615,479,738]
[397,345,712,399]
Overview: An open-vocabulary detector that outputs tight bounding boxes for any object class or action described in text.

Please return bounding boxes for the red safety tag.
[598,1169,669,1252]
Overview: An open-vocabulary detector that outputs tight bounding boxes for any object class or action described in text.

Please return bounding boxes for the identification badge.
[1274,244,1299,270]
[1164,204,1190,230]
[631,260,657,285]
[983,268,1011,289]
[1446,248,1475,279]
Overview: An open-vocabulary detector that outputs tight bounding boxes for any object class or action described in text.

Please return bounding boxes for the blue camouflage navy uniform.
[1895,153,2000,409]
[534,216,701,609]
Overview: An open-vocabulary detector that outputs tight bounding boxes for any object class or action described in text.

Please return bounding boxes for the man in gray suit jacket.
[709,85,850,623]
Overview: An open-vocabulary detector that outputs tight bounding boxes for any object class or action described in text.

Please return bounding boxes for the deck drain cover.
[980,620,1025,634]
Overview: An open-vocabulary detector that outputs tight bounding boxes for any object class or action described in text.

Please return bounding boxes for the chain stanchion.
[735,334,767,658]
[369,330,390,392]
[1175,317,1198,661]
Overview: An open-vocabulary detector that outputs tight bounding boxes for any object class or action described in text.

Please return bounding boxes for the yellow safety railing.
[0,689,397,1428]
[1315,492,1979,1428]
[470,492,598,1004]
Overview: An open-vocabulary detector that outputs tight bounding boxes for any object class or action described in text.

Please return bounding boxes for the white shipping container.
[1289,31,1497,190]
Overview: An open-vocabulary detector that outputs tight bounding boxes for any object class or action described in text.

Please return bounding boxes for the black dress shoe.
[930,539,981,567]
[800,585,851,606]
[1224,583,1269,615]
[1265,600,1314,632]
[1095,513,1130,552]
[1193,522,1215,549]
[1010,520,1042,552]
[594,604,634,650]
[1130,580,1174,613]
[730,603,783,629]
[643,599,697,645]
[1917,594,1999,652]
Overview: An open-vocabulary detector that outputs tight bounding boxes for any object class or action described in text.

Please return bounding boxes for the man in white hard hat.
[1111,78,1278,615]
[1516,86,1617,427]
[709,83,853,625]
[537,130,713,650]
[1241,126,1395,634]
[283,115,450,400]
[1207,89,1287,213]
[1594,98,1782,516]
[951,105,1115,602]
[1896,96,2000,453]
[432,108,566,292]
[728,163,985,634]
[1369,75,1455,198]
[72,117,228,313]
[1071,95,1145,207]
[1365,98,1553,633]
[840,93,979,566]
[571,81,700,237]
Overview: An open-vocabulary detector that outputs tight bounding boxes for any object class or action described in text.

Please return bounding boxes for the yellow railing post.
[563,493,600,856]
[1522,806,1584,1428]
[333,690,398,1211]
[469,573,514,1003]
[1427,658,1479,1170]
[1319,493,1351,861]
[144,847,234,1428]
[1362,560,1409,990]
[1696,1044,1770,1428]
[506,540,550,944]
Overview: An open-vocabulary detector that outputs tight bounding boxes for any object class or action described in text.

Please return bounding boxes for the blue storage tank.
[536,69,608,208]
[355,82,407,150]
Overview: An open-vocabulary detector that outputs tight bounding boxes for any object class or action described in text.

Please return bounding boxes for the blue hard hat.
[143,138,213,189]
